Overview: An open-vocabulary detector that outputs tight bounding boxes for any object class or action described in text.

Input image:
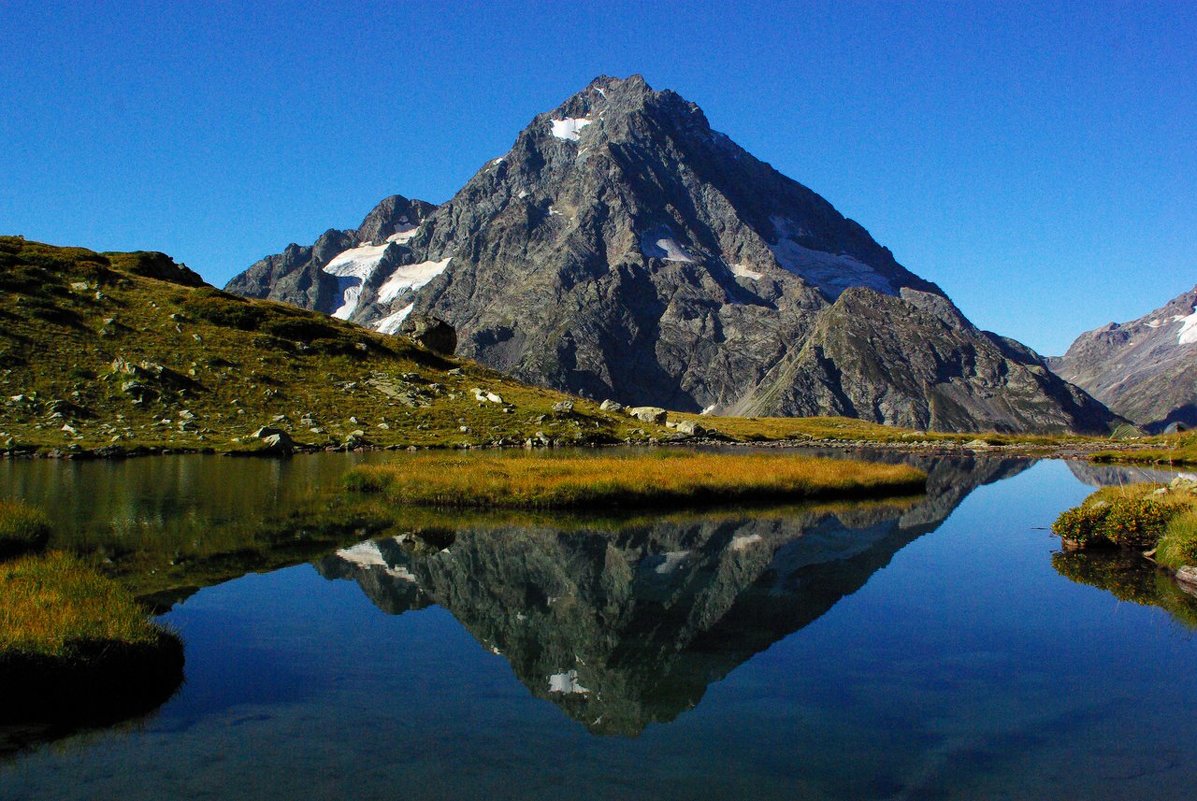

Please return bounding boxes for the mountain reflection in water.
[319,456,1030,735]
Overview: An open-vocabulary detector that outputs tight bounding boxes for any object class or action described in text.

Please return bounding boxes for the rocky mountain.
[228,75,1115,434]
[1049,285,1197,432]
[318,455,1030,735]
[226,195,437,318]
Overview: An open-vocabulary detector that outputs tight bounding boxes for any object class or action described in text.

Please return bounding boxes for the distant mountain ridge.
[1049,285,1197,432]
[227,74,1116,434]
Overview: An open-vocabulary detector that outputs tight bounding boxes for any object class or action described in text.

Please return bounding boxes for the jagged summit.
[226,76,1116,433]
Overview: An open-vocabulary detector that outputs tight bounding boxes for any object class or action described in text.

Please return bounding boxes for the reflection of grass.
[1052,550,1197,629]
[1091,431,1197,466]
[0,499,51,558]
[345,451,926,510]
[0,552,177,657]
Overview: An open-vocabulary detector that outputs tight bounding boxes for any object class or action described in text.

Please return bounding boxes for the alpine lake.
[1,449,1195,800]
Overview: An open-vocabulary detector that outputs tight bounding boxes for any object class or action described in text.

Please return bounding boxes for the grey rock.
[225,195,436,314]
[599,399,624,412]
[398,315,457,355]
[1049,285,1197,432]
[675,419,703,436]
[552,399,575,414]
[251,426,295,454]
[227,75,1117,434]
[629,406,667,424]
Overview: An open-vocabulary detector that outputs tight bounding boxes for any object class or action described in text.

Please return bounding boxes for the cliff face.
[228,75,1115,433]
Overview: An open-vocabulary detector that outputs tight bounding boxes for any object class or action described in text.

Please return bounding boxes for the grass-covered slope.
[0,237,661,454]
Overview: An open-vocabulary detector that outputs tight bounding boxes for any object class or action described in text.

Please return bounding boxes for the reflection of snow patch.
[731,263,763,280]
[1177,308,1197,345]
[550,117,592,141]
[374,304,414,335]
[377,258,452,304]
[731,534,763,552]
[654,550,691,574]
[336,541,387,568]
[548,670,590,694]
[768,215,894,299]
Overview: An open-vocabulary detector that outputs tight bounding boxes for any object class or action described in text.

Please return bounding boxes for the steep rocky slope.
[228,75,1114,434]
[1049,285,1197,431]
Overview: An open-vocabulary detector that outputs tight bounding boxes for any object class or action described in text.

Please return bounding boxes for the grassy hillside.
[0,237,663,454]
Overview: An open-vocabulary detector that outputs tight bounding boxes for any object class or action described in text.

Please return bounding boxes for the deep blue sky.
[1,1,1194,354]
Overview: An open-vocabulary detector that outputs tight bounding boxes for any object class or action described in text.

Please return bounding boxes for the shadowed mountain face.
[227,75,1114,434]
[1049,285,1197,432]
[318,456,1029,735]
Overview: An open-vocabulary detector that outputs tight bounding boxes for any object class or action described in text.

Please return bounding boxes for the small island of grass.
[0,550,184,726]
[344,451,926,510]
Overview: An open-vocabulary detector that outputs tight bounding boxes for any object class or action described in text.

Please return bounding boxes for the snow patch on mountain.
[641,229,695,263]
[550,117,592,141]
[386,224,418,244]
[375,304,414,335]
[731,263,763,280]
[1178,307,1197,345]
[769,216,894,299]
[378,258,453,304]
[324,242,393,319]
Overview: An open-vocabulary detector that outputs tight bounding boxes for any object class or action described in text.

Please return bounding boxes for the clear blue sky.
[1,1,1194,355]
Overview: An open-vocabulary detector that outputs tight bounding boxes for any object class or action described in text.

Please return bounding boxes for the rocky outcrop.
[1049,285,1197,432]
[228,75,1116,433]
[225,195,436,317]
[397,314,456,354]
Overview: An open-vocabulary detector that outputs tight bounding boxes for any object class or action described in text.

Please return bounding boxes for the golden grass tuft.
[344,450,926,510]
[0,499,52,558]
[0,551,166,657]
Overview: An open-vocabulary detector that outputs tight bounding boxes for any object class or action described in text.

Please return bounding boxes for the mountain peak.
[225,79,1118,434]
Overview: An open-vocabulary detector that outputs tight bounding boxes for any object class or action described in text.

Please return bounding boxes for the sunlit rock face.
[1049,285,1197,432]
[227,75,1114,434]
[318,456,1030,735]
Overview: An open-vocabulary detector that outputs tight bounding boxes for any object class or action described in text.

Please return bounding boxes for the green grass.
[0,499,51,558]
[670,412,1094,448]
[1052,482,1197,572]
[1156,510,1197,570]
[0,551,171,658]
[1090,431,1197,467]
[0,236,664,454]
[344,450,926,510]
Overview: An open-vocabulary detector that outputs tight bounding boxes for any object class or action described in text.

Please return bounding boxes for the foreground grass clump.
[345,451,926,510]
[0,499,51,557]
[0,551,183,722]
[1052,481,1197,569]
[1156,510,1197,571]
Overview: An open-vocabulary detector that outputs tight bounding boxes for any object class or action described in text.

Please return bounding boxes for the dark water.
[1,454,1195,800]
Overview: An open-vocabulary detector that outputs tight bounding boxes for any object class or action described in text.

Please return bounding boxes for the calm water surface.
[1,454,1195,800]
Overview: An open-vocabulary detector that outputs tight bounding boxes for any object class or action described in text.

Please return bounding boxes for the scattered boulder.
[675,420,704,436]
[628,406,667,425]
[552,399,575,415]
[964,439,991,449]
[251,426,295,455]
[399,315,457,355]
[344,430,369,449]
[1176,566,1197,595]
[599,399,624,413]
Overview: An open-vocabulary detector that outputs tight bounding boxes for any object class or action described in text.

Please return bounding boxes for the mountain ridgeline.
[1049,285,1197,433]
[228,75,1116,434]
